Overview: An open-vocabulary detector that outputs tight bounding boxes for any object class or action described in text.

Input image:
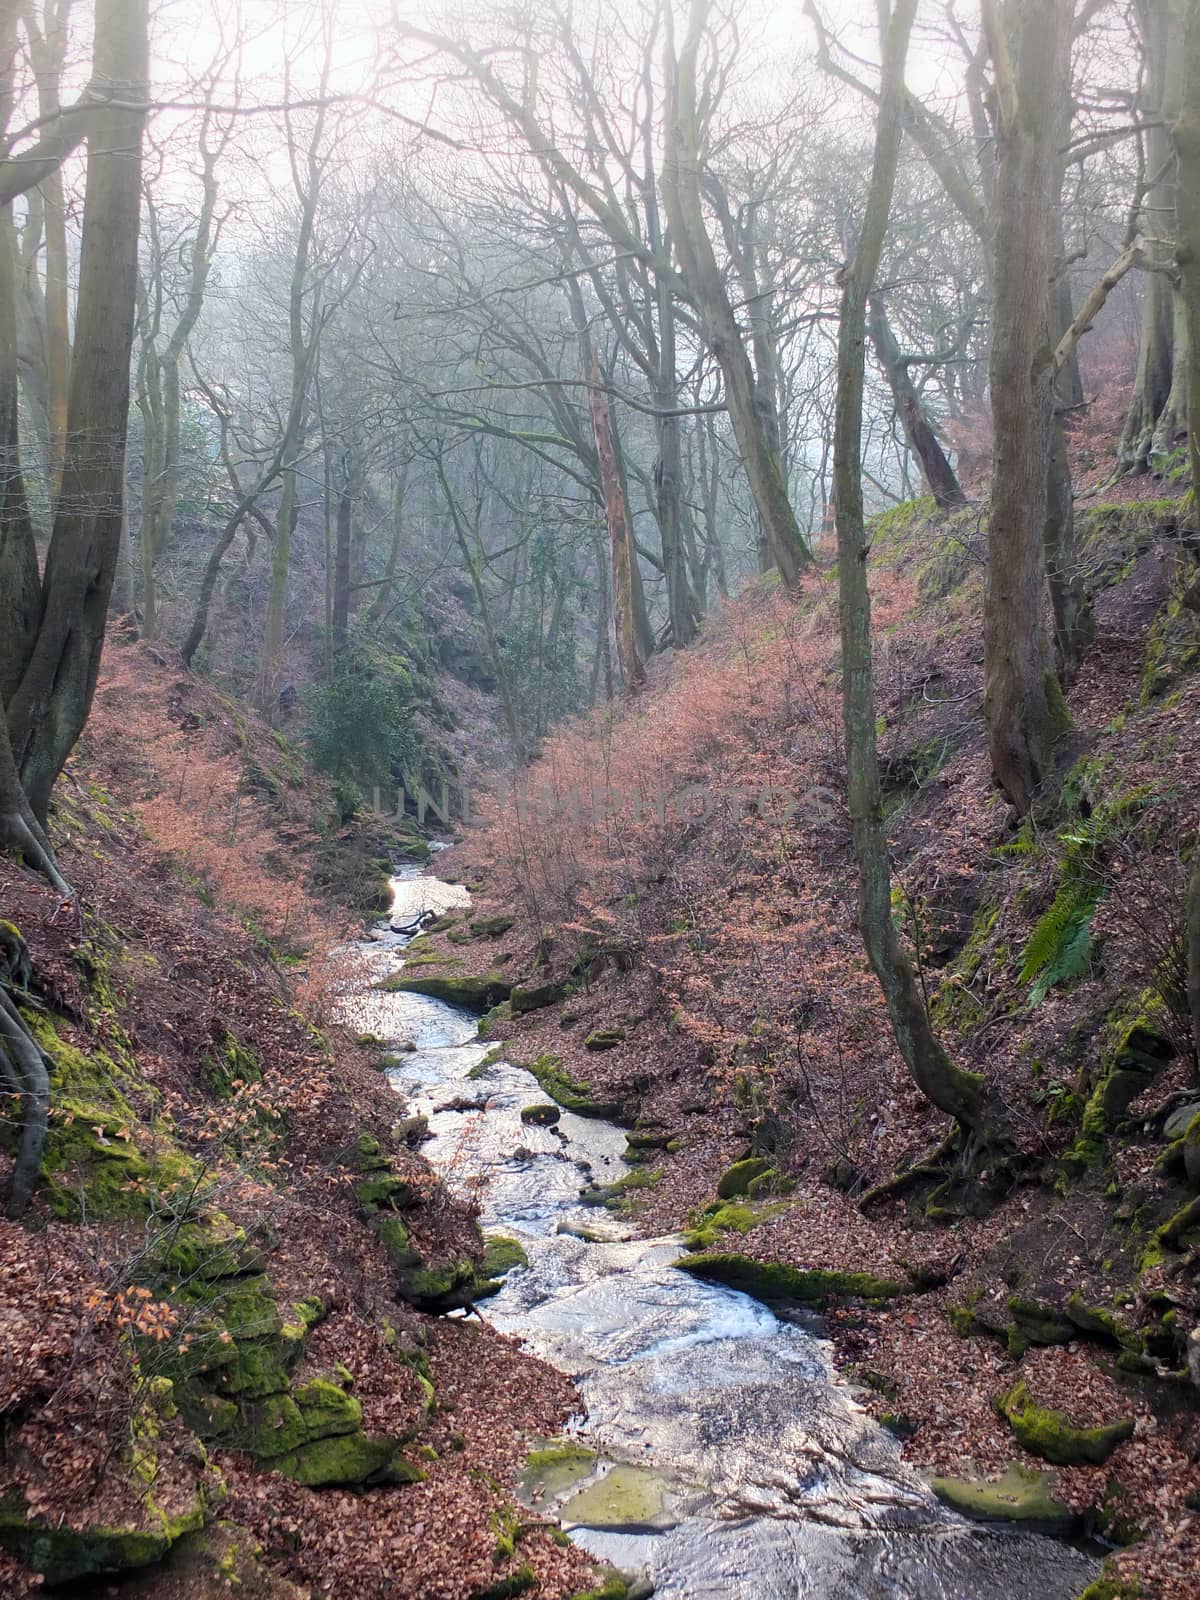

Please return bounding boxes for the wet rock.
[376,971,513,1010]
[675,1252,905,1307]
[931,1462,1075,1531]
[521,1103,561,1126]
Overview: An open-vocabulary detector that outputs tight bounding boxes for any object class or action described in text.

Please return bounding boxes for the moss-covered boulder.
[524,1055,624,1120]
[675,1253,905,1306]
[469,915,516,939]
[520,1103,561,1126]
[0,1497,207,1587]
[996,1381,1134,1466]
[716,1157,774,1200]
[1005,1296,1077,1359]
[930,1462,1074,1530]
[377,972,513,1010]
[1080,1012,1176,1140]
[510,980,566,1015]
[584,1028,624,1051]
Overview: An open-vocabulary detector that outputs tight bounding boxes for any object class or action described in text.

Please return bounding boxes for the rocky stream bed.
[345,865,1104,1600]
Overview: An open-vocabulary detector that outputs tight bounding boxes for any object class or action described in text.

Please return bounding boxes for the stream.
[343,865,1100,1600]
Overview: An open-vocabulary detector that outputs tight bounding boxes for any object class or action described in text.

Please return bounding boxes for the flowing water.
[343,865,1099,1600]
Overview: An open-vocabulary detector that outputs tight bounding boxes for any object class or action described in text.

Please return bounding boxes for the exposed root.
[858,1128,961,1212]
[0,986,50,1218]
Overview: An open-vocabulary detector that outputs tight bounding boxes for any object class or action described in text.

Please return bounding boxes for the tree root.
[0,986,50,1218]
[0,806,74,899]
[858,1129,962,1212]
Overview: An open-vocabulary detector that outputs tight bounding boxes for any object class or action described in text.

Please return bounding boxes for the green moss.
[584,1028,625,1051]
[271,1431,417,1487]
[1065,1292,1133,1346]
[716,1157,774,1199]
[203,1030,262,1099]
[1155,1193,1200,1251]
[1080,1002,1176,1139]
[510,980,566,1015]
[470,1568,536,1600]
[1075,1562,1142,1600]
[568,1574,645,1600]
[377,971,512,1010]
[524,1054,623,1119]
[996,1381,1134,1466]
[520,1102,561,1126]
[676,1253,904,1306]
[374,1214,421,1270]
[354,1172,418,1216]
[930,1462,1074,1530]
[481,1236,529,1278]
[1005,1296,1076,1359]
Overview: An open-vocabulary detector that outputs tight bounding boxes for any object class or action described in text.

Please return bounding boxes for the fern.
[1019,880,1104,1001]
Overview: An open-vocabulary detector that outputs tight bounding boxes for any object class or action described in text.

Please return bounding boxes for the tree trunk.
[661,0,810,585]
[7,0,149,824]
[834,0,991,1138]
[981,0,1072,816]
[867,295,965,508]
[331,470,352,652]
[589,356,644,690]
[1119,0,1188,474]
[1042,141,1093,680]
[365,467,407,628]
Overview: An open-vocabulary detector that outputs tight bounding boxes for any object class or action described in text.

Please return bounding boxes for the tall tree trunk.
[867,295,965,508]
[589,356,644,690]
[7,0,149,823]
[1042,132,1093,680]
[981,0,1072,816]
[834,0,990,1137]
[661,0,810,585]
[1119,0,1187,474]
[365,467,407,629]
[331,468,352,653]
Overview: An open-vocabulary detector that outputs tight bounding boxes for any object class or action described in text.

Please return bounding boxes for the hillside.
[0,645,609,1600]
[406,487,1200,1600]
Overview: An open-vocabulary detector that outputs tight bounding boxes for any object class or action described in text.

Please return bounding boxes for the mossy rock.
[520,1103,561,1126]
[511,980,566,1015]
[1005,1296,1076,1359]
[395,1257,486,1314]
[481,1235,529,1280]
[681,1202,764,1251]
[1081,1012,1176,1138]
[568,1573,654,1600]
[354,1171,419,1216]
[716,1158,775,1200]
[374,1214,422,1271]
[469,915,516,939]
[930,1462,1074,1530]
[584,1028,625,1051]
[996,1381,1134,1466]
[270,1430,420,1488]
[520,1442,597,1502]
[1065,1292,1134,1347]
[581,1169,662,1213]
[377,972,513,1011]
[525,1054,623,1119]
[149,1212,265,1284]
[676,1253,905,1306]
[0,1496,206,1587]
